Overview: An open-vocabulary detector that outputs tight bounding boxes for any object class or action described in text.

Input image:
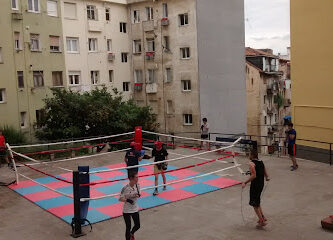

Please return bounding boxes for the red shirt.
[0,135,6,148]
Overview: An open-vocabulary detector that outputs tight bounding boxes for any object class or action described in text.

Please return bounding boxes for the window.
[35,109,44,128]
[120,22,127,33]
[251,78,254,85]
[108,70,113,82]
[264,95,266,104]
[90,71,99,85]
[165,68,172,83]
[20,112,27,128]
[107,39,112,52]
[133,40,142,54]
[28,0,39,12]
[17,71,24,88]
[0,89,6,103]
[182,80,191,91]
[134,70,143,83]
[88,38,98,52]
[123,82,130,92]
[264,116,267,125]
[87,5,97,20]
[66,37,79,53]
[47,0,58,17]
[146,7,153,21]
[180,47,190,59]
[12,0,19,10]
[68,71,80,85]
[147,69,155,83]
[147,39,155,52]
[30,34,40,51]
[163,36,170,51]
[166,100,173,114]
[52,71,63,86]
[179,13,189,26]
[0,48,2,63]
[14,32,21,50]
[105,8,110,21]
[121,53,128,63]
[133,10,140,23]
[162,3,168,18]
[50,35,60,52]
[64,2,76,19]
[184,114,192,125]
[33,71,44,87]
[275,114,277,122]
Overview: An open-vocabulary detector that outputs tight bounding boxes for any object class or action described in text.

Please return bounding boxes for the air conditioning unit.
[107,53,114,61]
[12,12,23,20]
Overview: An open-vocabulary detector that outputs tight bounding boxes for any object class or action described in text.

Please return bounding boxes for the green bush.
[1,125,26,145]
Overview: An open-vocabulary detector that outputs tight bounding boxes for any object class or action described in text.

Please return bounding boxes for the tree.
[35,88,157,140]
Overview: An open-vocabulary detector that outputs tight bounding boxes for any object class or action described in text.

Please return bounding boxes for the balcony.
[284,98,291,107]
[146,83,157,93]
[145,52,155,60]
[12,12,23,20]
[107,53,114,61]
[161,18,169,26]
[143,21,155,32]
[88,20,103,32]
[134,83,143,92]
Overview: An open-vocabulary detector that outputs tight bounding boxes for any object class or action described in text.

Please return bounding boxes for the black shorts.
[201,134,209,139]
[127,167,138,178]
[249,183,264,207]
[288,144,296,156]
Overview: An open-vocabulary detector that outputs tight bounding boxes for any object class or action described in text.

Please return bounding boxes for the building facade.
[246,47,291,152]
[290,0,333,158]
[0,0,246,141]
[1,0,66,141]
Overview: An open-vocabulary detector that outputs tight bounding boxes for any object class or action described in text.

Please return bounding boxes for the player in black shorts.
[242,150,270,227]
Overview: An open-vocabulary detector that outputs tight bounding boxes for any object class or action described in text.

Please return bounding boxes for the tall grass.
[1,125,26,145]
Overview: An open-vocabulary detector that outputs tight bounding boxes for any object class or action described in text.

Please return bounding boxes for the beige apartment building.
[0,0,66,141]
[246,47,291,152]
[0,0,246,141]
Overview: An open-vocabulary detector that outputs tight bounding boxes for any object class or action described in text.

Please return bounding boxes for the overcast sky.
[245,0,290,55]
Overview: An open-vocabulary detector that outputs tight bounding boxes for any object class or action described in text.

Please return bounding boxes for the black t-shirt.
[152,148,168,162]
[125,149,141,166]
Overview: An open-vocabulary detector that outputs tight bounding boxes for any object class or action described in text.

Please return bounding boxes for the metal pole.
[330,143,332,165]
[6,144,19,184]
[71,171,85,238]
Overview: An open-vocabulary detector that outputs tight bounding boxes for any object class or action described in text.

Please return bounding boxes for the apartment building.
[128,0,246,135]
[60,0,131,98]
[291,0,333,160]
[246,47,291,151]
[0,0,66,141]
[0,0,246,140]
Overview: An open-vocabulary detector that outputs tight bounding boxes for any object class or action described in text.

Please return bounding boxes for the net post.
[71,171,85,238]
[6,143,19,184]
[134,126,142,150]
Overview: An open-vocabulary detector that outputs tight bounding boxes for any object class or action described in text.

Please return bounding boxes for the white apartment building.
[59,0,247,136]
[61,0,131,98]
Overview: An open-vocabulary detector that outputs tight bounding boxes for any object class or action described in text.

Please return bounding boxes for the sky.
[245,0,290,55]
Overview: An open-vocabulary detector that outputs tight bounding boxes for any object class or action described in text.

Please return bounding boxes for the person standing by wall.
[287,123,298,171]
[200,118,210,150]
[0,129,12,168]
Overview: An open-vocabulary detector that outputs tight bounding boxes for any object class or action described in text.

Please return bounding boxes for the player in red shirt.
[0,129,12,168]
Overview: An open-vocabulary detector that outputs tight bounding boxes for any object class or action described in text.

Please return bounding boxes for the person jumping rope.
[242,149,270,227]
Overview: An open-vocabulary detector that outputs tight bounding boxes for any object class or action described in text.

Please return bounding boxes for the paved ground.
[0,147,333,240]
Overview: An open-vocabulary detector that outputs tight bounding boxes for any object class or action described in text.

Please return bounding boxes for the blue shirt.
[288,129,296,145]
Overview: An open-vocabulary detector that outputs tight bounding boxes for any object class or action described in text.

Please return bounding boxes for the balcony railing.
[146,83,157,93]
[107,53,114,61]
[161,18,169,26]
[134,83,143,92]
[145,52,155,60]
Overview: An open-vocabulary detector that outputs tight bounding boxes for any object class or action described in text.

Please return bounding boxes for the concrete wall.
[291,0,333,149]
[196,0,246,135]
